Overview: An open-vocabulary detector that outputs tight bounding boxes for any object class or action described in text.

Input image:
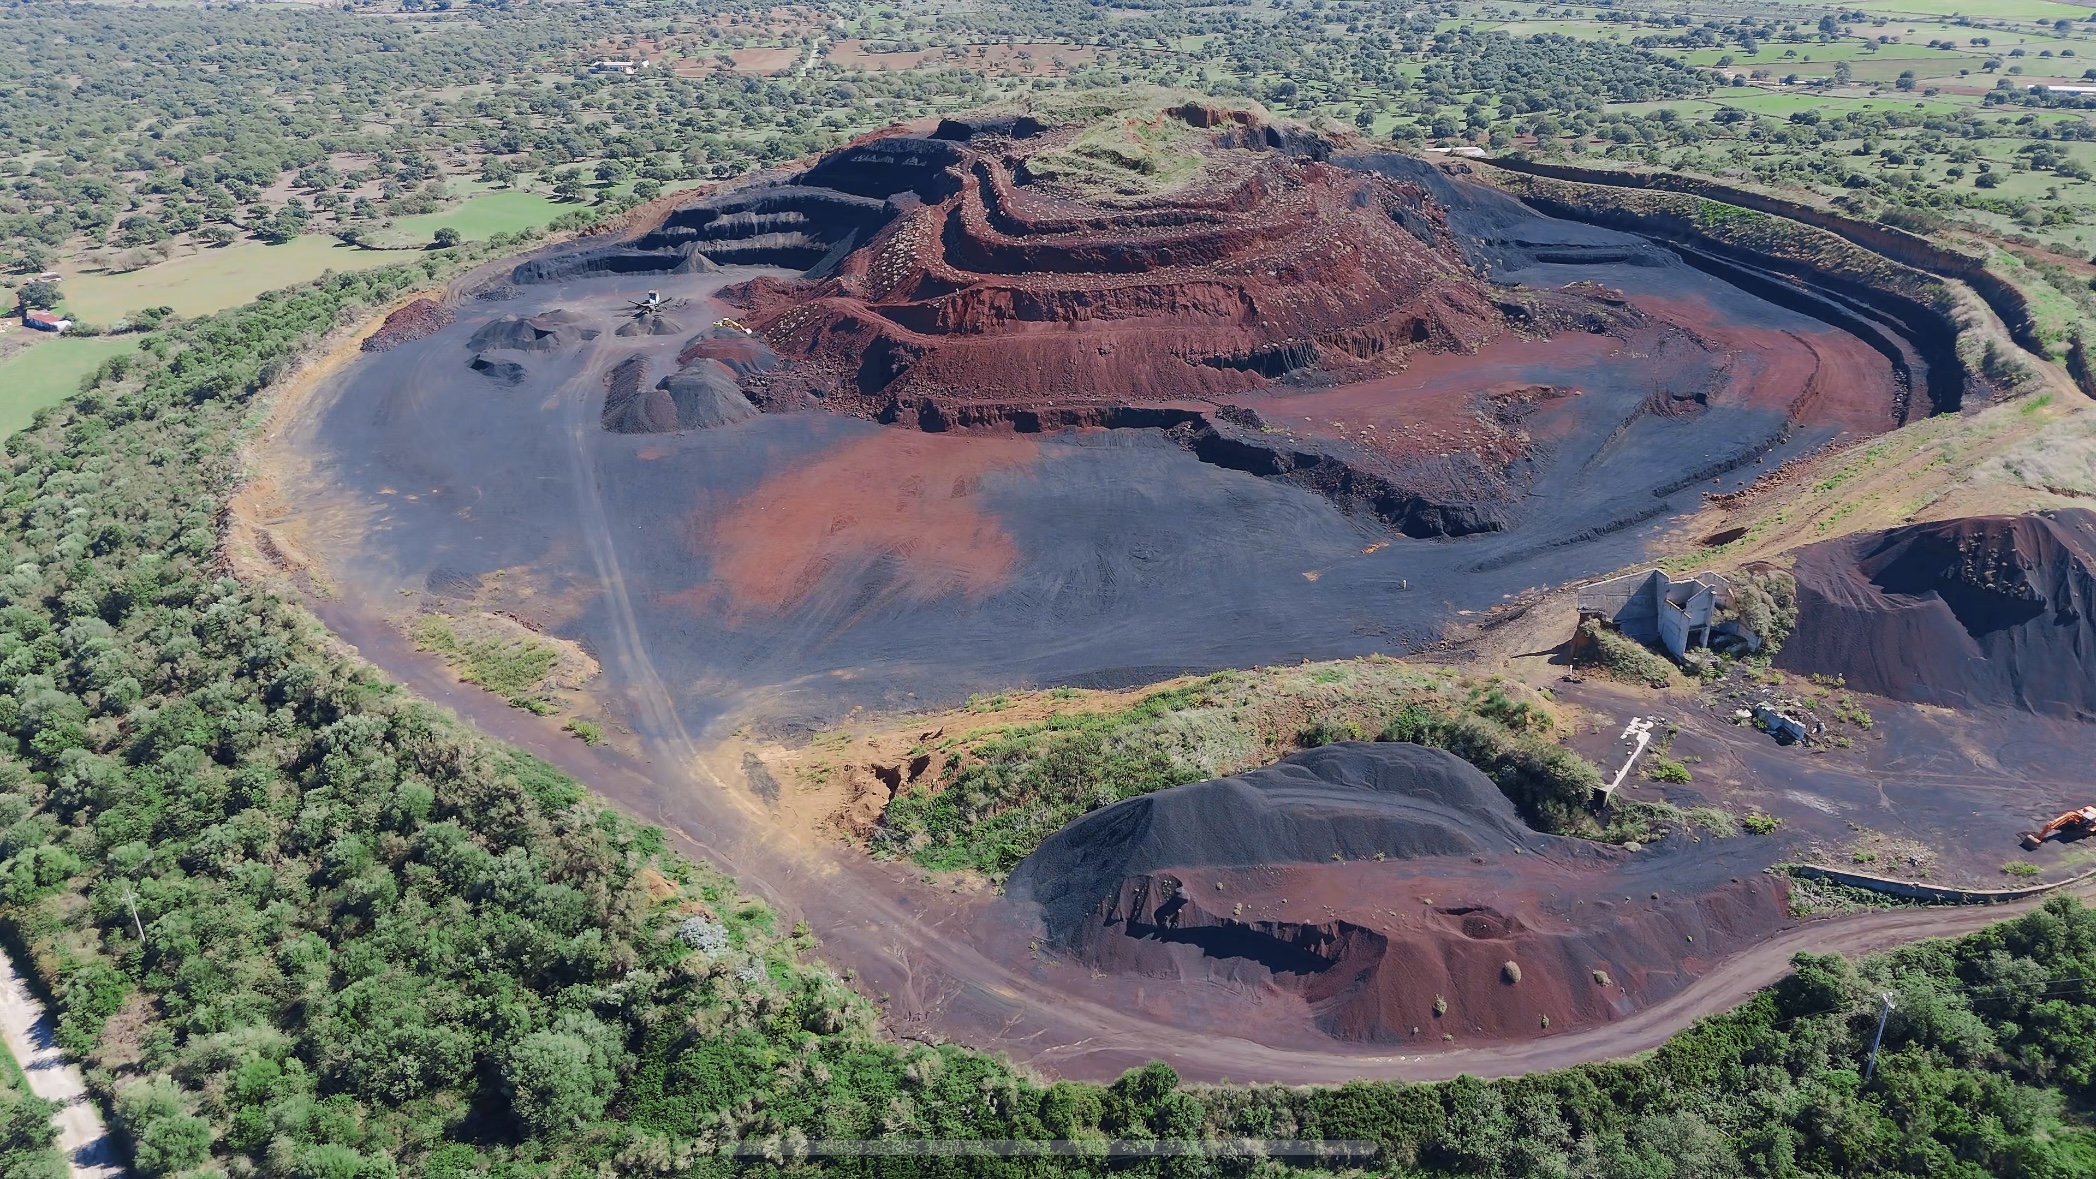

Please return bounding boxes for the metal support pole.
[1863,993,1896,1084]
[124,887,146,944]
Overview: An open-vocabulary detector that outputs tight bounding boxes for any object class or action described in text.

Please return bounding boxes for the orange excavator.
[2023,806,2096,850]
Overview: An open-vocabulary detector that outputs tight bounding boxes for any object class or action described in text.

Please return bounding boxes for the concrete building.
[1575,568,1733,661]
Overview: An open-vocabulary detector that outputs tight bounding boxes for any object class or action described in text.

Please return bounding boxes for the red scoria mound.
[722,106,1572,425]
[1093,863,1787,1044]
[362,299,453,353]
[1003,742,1790,1048]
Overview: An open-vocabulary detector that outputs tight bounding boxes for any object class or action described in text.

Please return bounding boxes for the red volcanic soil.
[1258,288,1901,460]
[724,107,1539,421]
[362,299,453,352]
[1628,292,1903,436]
[1098,862,1786,1044]
[1246,331,1614,472]
[693,431,1041,614]
[1005,742,1790,1047]
[1779,509,2096,716]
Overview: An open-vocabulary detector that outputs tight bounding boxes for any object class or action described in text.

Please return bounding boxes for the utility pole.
[1863,993,1896,1084]
[123,887,146,945]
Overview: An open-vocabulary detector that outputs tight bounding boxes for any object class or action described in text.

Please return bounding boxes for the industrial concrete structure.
[1576,569,1734,661]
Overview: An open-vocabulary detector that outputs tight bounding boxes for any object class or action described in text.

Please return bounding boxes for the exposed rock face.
[721,107,1525,416]
[494,103,1909,538]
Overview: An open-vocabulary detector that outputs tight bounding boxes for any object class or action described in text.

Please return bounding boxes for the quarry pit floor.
[230,198,2096,1078]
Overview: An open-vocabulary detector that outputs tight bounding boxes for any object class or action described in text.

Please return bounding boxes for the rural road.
[0,948,123,1178]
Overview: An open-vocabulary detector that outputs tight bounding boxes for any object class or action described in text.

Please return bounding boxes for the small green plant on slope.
[1576,618,1676,685]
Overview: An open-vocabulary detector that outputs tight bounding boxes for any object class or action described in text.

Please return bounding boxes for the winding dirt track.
[291,325,2092,1084]
[331,602,2092,1084]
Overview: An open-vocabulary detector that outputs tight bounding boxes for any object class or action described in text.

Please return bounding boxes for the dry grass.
[409,610,599,717]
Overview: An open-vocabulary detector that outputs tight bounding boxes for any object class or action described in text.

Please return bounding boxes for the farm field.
[57,188,576,324]
[0,336,131,437]
[383,188,568,244]
[57,236,406,325]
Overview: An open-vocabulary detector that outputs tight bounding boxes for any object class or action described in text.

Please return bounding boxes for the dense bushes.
[878,680,1227,875]
[0,1087,61,1179]
[1573,617,1680,685]
[0,265,882,1175]
[1379,703,1602,833]
[1727,568,1800,655]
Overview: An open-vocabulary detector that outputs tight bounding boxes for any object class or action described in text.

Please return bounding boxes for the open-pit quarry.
[239,100,2096,1081]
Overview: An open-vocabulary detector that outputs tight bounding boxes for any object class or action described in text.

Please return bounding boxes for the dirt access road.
[272,305,2082,1082]
[319,601,2092,1083]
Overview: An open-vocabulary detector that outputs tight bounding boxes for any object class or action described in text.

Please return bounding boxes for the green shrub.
[1577,619,1676,684]
[880,721,1205,875]
[1727,568,1799,654]
[1397,709,1602,834]
[410,613,560,705]
[1298,718,1364,746]
[1647,756,1692,784]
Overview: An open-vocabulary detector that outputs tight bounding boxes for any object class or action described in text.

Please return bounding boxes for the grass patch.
[0,1023,27,1095]
[1647,756,1692,784]
[1024,106,1211,199]
[1784,868,1924,917]
[1603,800,1739,845]
[385,189,567,244]
[1575,618,1676,685]
[2004,860,2045,878]
[59,234,409,324]
[0,337,135,438]
[410,613,563,711]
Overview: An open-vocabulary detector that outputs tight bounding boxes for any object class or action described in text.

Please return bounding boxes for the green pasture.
[382,188,567,244]
[57,188,569,324]
[0,336,134,437]
[59,236,403,325]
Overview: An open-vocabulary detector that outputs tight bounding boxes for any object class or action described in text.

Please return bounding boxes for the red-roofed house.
[23,310,70,333]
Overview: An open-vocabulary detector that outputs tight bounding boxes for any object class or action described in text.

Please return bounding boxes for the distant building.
[23,309,70,334]
[1576,569,1733,662]
[590,59,650,74]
